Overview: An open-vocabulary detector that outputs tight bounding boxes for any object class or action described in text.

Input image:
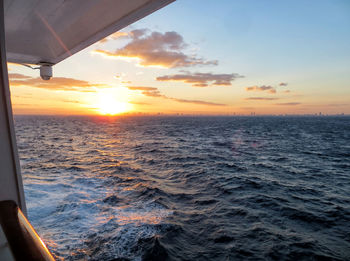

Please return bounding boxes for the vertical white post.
[0,0,27,215]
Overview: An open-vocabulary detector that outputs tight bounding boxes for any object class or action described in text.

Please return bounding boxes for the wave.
[14,115,350,260]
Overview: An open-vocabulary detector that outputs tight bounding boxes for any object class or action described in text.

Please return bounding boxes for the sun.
[94,91,132,115]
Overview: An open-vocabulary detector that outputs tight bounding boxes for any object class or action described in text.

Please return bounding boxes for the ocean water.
[14,115,350,261]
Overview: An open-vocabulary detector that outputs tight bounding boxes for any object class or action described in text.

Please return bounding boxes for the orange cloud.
[129,101,151,105]
[128,86,225,106]
[156,72,242,87]
[127,86,158,91]
[170,98,225,106]
[98,31,132,44]
[245,97,279,100]
[327,103,349,107]
[275,102,301,105]
[246,85,276,94]
[141,90,164,98]
[8,73,32,79]
[9,73,104,92]
[61,99,83,104]
[94,30,218,68]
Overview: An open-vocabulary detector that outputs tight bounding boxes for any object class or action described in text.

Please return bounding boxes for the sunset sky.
[8,0,350,115]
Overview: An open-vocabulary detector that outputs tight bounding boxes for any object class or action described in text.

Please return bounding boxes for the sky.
[8,0,350,115]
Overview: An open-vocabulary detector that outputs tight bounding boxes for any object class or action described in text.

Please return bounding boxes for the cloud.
[279,82,288,86]
[245,97,279,101]
[98,31,134,44]
[12,103,33,106]
[61,99,83,104]
[127,86,158,91]
[141,90,164,98]
[93,30,218,68]
[246,85,276,94]
[156,72,242,87]
[8,73,32,79]
[107,30,148,42]
[109,31,132,40]
[129,101,151,105]
[128,86,225,106]
[9,73,104,92]
[170,97,225,106]
[275,102,301,106]
[327,103,349,107]
[283,90,291,93]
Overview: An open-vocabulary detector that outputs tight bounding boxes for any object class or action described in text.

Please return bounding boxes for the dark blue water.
[14,116,350,260]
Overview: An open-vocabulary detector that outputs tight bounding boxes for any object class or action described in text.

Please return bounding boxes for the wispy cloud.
[157,72,242,87]
[279,82,288,86]
[8,73,32,79]
[245,85,276,94]
[327,103,349,107]
[245,97,279,101]
[141,90,164,98]
[127,86,158,91]
[129,101,151,105]
[93,29,217,68]
[128,86,226,106]
[9,73,104,92]
[170,98,225,106]
[61,99,83,104]
[275,102,301,106]
[99,31,132,43]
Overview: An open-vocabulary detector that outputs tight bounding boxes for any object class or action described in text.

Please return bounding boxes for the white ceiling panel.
[4,0,174,65]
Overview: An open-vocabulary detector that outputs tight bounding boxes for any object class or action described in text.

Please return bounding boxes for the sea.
[14,115,350,261]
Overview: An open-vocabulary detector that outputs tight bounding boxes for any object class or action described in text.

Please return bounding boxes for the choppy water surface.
[15,116,350,260]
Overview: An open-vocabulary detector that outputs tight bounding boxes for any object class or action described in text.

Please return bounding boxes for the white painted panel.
[4,0,174,65]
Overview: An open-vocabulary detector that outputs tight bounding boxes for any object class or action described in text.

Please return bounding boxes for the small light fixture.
[19,62,54,80]
[40,64,52,80]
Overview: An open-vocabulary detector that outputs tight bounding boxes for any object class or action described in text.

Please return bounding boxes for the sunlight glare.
[94,91,132,115]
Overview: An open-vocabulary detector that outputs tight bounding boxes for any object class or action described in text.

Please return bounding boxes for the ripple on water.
[14,115,350,260]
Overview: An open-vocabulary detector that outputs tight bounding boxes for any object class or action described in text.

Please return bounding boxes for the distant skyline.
[8,0,350,115]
